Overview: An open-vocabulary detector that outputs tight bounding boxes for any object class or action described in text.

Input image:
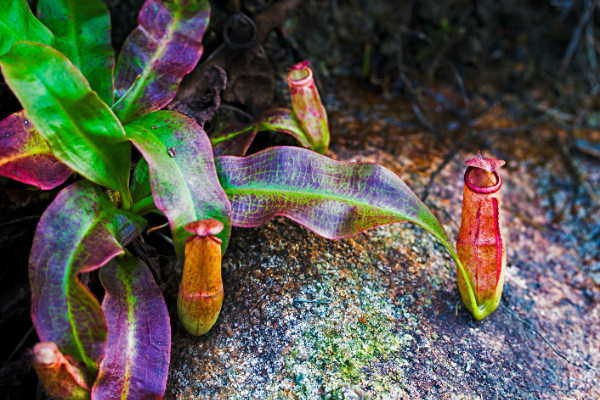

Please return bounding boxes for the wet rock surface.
[165,83,600,399]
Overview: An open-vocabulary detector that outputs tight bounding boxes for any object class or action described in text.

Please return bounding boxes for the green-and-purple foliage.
[29,181,146,376]
[0,42,132,207]
[126,111,232,256]
[0,0,220,398]
[216,146,454,249]
[93,256,170,400]
[256,109,311,148]
[113,0,210,123]
[0,0,485,397]
[0,111,72,190]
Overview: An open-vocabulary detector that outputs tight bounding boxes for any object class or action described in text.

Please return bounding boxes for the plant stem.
[421,223,481,319]
[121,189,133,211]
[446,245,483,319]
[130,195,157,216]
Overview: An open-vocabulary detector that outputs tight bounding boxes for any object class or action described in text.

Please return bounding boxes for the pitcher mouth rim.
[464,166,502,194]
[288,66,313,87]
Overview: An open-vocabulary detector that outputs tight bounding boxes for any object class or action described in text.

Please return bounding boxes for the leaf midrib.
[210,124,256,144]
[0,146,54,165]
[122,266,135,400]
[222,185,451,247]
[50,91,126,191]
[223,186,422,224]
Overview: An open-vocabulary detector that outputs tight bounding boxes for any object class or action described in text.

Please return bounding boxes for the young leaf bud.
[287,61,330,154]
[31,342,91,400]
[456,155,507,319]
[177,219,224,335]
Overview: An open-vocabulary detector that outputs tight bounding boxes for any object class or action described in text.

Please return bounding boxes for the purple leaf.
[29,181,146,376]
[93,256,170,400]
[125,110,232,257]
[113,0,210,123]
[215,146,453,247]
[0,111,72,189]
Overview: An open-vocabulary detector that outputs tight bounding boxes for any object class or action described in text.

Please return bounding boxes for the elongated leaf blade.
[0,42,131,202]
[216,146,453,247]
[113,0,210,123]
[210,109,311,157]
[29,181,146,375]
[210,123,258,157]
[37,0,115,104]
[125,111,232,257]
[93,256,170,400]
[0,111,72,189]
[130,159,151,203]
[0,0,53,56]
[256,108,312,148]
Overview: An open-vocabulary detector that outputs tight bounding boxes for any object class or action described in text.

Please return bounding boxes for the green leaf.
[0,0,54,56]
[130,159,151,204]
[37,0,115,104]
[0,42,132,208]
[29,181,146,376]
[125,111,232,257]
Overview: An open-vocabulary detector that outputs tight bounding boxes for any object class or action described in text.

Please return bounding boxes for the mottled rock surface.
[165,83,600,399]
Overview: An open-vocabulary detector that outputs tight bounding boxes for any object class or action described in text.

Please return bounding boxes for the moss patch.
[278,254,416,399]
